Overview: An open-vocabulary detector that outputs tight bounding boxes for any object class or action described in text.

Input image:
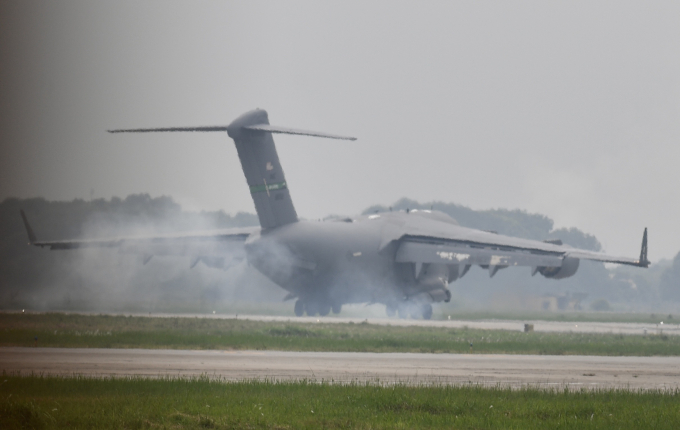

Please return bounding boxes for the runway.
[2,347,679,390]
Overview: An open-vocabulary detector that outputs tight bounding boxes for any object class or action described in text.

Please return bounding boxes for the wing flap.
[396,240,564,267]
[565,249,646,267]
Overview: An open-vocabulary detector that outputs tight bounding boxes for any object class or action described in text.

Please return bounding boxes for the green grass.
[6,302,678,323]
[2,313,679,356]
[435,308,678,324]
[1,374,679,429]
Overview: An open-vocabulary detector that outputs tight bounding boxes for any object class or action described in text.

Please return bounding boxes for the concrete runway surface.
[2,347,679,390]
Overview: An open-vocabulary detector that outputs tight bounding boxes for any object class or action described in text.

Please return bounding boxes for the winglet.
[20,210,37,245]
[638,228,649,267]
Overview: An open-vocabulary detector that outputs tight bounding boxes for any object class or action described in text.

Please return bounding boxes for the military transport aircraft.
[20,109,649,319]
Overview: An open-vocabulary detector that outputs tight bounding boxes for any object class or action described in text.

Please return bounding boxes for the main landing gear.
[421,303,433,320]
[294,299,304,317]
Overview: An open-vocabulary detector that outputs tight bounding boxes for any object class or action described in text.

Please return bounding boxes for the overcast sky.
[1,1,678,261]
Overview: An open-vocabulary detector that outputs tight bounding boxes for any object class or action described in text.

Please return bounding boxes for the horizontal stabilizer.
[243,124,357,141]
[108,124,356,141]
[108,126,229,133]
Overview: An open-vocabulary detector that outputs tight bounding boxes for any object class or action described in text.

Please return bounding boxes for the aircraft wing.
[20,210,258,268]
[396,240,565,268]
[389,214,649,272]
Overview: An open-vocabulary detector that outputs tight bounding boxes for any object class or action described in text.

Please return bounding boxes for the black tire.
[319,303,331,316]
[421,303,433,320]
[305,301,318,316]
[294,300,304,317]
[331,303,342,314]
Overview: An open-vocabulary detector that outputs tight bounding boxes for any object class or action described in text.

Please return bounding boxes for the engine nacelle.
[538,257,580,279]
[428,288,451,303]
[417,263,449,289]
[411,288,451,303]
[411,263,452,303]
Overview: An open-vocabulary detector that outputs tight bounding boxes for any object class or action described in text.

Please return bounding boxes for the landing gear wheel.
[294,300,304,317]
[319,303,331,316]
[305,301,318,316]
[332,303,342,314]
[421,303,433,320]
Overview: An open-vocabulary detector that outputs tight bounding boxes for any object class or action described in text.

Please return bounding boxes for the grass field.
[435,308,677,325]
[2,375,679,429]
[8,301,676,324]
[2,313,679,356]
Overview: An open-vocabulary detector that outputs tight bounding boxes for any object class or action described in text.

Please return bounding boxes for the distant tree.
[590,299,611,311]
[547,227,601,252]
[363,198,554,240]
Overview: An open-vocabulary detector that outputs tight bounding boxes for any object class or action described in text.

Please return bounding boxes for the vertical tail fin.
[108,108,356,230]
[226,109,298,229]
[639,228,649,267]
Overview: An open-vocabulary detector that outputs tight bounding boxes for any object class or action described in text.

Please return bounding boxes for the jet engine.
[415,263,452,302]
[538,257,580,279]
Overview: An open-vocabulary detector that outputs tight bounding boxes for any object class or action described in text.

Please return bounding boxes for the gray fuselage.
[245,215,404,306]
